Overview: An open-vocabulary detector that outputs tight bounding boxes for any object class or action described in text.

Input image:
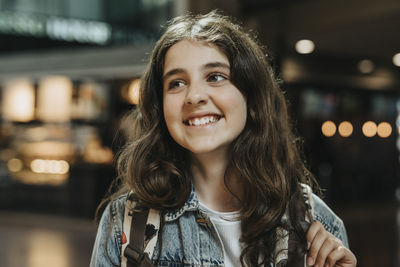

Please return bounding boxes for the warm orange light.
[7,158,23,172]
[321,121,336,137]
[338,121,353,137]
[362,121,377,137]
[83,136,113,164]
[21,141,75,158]
[128,79,140,105]
[377,122,392,138]
[2,79,35,122]
[295,39,315,54]
[30,159,70,174]
[37,76,72,122]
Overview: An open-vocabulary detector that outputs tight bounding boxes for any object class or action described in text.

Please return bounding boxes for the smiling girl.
[90,11,356,267]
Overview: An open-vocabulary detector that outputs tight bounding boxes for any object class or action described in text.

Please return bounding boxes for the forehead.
[163,40,229,73]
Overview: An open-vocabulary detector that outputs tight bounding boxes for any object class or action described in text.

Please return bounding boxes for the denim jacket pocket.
[312,194,349,248]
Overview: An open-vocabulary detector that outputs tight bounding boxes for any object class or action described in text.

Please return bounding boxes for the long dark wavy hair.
[105,11,319,266]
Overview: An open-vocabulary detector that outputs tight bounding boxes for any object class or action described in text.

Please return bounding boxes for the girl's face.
[162,40,247,156]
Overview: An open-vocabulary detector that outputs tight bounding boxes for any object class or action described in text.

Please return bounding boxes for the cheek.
[163,95,181,129]
[163,99,172,129]
[227,92,247,122]
[238,101,247,129]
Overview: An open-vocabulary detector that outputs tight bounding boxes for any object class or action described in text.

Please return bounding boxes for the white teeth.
[187,116,219,126]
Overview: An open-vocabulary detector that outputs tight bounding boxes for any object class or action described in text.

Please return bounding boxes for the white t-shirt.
[198,202,242,267]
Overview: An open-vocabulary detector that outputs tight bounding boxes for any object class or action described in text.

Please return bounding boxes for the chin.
[185,144,228,156]
[185,146,211,154]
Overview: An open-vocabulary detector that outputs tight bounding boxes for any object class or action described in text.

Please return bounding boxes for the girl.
[90,11,356,267]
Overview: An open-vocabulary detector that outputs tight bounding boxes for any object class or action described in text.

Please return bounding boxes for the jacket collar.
[164,185,199,222]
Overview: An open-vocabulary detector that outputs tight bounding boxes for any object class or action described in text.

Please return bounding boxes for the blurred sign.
[0,11,111,44]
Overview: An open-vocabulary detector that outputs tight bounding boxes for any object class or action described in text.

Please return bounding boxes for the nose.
[185,83,208,105]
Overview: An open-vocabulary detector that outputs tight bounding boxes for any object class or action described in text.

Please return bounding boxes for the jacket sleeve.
[90,196,126,267]
[311,193,350,249]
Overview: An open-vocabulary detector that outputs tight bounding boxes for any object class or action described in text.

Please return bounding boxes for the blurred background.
[0,0,399,266]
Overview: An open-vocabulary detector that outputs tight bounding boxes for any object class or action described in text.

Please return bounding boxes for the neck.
[190,150,242,212]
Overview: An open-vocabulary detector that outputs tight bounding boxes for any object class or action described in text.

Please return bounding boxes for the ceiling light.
[321,121,336,137]
[393,53,400,67]
[295,39,315,54]
[377,122,392,138]
[358,59,374,74]
[338,121,353,137]
[362,121,377,137]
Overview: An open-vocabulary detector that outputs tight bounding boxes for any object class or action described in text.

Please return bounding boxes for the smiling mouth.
[183,115,222,126]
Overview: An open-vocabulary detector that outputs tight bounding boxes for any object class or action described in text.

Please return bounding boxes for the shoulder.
[108,194,128,234]
[311,193,349,248]
[99,194,127,242]
[90,194,127,267]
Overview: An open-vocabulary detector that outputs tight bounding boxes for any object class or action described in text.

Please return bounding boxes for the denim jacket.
[90,188,349,267]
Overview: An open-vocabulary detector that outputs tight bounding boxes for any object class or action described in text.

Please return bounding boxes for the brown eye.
[168,80,185,90]
[207,73,227,83]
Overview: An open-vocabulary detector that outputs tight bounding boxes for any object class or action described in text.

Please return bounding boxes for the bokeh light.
[338,121,353,137]
[393,52,400,67]
[30,159,70,174]
[362,121,377,137]
[377,122,392,138]
[2,79,35,122]
[295,39,315,54]
[37,76,72,122]
[321,121,336,137]
[128,79,140,105]
[7,158,23,172]
[357,59,374,74]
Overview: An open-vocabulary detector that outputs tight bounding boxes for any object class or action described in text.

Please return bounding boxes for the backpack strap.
[121,193,160,267]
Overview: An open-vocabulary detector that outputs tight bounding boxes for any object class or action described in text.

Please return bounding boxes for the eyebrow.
[162,61,230,81]
[202,62,230,71]
[163,68,185,81]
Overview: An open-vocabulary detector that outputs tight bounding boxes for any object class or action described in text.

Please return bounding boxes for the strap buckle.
[124,244,145,264]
